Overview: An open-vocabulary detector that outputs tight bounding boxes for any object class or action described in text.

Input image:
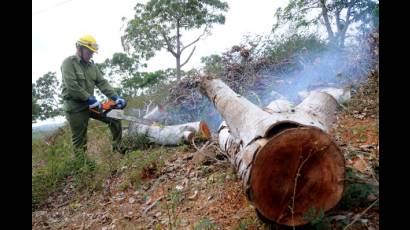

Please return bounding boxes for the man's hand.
[87,96,101,109]
[111,95,127,109]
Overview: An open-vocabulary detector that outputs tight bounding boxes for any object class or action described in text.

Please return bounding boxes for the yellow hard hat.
[76,35,99,53]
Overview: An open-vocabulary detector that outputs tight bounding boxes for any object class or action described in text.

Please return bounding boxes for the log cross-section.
[200,76,345,226]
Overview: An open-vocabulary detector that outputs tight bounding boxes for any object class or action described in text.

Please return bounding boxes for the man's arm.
[95,67,115,99]
[61,59,90,101]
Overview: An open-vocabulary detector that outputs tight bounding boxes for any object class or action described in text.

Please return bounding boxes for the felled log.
[128,121,211,146]
[298,87,351,104]
[200,76,344,227]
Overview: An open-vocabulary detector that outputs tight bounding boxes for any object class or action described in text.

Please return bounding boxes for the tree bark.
[176,19,181,81]
[200,76,344,227]
[128,121,211,146]
[320,0,336,46]
[298,87,351,105]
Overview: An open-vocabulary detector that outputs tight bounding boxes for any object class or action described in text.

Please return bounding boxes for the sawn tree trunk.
[128,121,211,146]
[200,76,345,227]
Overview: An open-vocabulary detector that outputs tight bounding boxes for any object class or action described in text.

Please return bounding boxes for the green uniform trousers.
[66,109,122,157]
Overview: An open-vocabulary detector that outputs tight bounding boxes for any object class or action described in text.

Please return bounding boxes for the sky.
[32,0,288,84]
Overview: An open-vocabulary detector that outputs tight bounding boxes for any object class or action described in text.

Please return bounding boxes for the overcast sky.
[32,0,287,83]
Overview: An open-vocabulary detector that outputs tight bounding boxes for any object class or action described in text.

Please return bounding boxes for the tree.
[273,0,379,47]
[32,83,41,123]
[33,72,62,120]
[121,0,229,81]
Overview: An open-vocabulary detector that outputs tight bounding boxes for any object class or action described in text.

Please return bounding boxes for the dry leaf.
[352,155,369,173]
[188,190,198,200]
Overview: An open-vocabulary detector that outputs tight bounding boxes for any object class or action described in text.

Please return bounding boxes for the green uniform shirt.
[61,55,115,113]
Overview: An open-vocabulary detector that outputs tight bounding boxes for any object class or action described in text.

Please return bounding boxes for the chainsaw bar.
[105,109,153,125]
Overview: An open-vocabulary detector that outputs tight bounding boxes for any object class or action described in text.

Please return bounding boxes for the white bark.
[263,99,294,114]
[200,77,289,148]
[293,91,339,132]
[298,87,351,104]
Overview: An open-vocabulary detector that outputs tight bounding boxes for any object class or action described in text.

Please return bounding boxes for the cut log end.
[183,131,194,142]
[197,121,212,140]
[249,127,345,226]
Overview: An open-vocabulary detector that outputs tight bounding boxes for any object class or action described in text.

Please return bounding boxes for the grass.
[234,216,262,230]
[32,130,49,140]
[32,125,75,210]
[31,120,159,211]
[163,188,183,229]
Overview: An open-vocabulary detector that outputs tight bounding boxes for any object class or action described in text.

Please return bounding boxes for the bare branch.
[180,46,196,67]
[181,25,208,53]
[142,196,164,215]
[144,100,153,114]
[343,199,379,230]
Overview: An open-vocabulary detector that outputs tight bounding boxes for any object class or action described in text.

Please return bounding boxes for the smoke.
[163,32,377,133]
[257,45,375,105]
[165,95,223,132]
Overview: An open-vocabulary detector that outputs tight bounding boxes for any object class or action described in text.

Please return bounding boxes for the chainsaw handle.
[89,99,120,117]
[101,99,117,110]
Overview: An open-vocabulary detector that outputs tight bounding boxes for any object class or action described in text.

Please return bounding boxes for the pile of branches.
[164,42,277,127]
[166,41,277,101]
[165,77,209,124]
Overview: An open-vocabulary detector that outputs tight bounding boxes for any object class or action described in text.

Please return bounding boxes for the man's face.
[81,47,94,63]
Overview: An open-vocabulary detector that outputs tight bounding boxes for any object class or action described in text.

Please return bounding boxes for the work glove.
[87,96,101,109]
[111,95,127,109]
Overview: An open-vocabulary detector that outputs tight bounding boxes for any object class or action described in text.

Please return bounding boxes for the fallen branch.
[343,199,379,230]
[142,196,164,215]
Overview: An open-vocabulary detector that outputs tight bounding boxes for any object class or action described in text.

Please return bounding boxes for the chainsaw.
[90,100,153,125]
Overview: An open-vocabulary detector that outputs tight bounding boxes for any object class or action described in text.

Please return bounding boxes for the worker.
[61,35,127,163]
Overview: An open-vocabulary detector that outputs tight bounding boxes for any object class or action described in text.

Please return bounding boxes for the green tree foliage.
[97,52,166,97]
[32,83,41,122]
[33,72,62,121]
[200,54,223,75]
[97,52,139,97]
[262,33,327,63]
[121,0,229,80]
[97,52,140,85]
[120,70,167,97]
[273,0,379,47]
